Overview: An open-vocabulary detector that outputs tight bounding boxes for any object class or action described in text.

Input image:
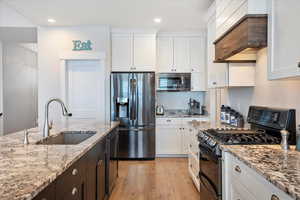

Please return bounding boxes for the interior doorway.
[66,60,105,122]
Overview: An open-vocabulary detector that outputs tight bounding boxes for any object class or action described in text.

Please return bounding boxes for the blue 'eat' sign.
[72,40,93,51]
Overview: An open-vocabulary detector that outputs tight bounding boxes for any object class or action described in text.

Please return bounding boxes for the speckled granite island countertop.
[222,145,300,200]
[0,120,119,200]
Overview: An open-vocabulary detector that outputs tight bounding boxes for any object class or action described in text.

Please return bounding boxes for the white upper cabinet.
[157,36,174,72]
[173,37,190,73]
[112,33,133,71]
[157,34,206,74]
[215,0,267,39]
[268,0,300,79]
[190,37,205,72]
[112,32,156,72]
[191,72,206,91]
[133,34,156,71]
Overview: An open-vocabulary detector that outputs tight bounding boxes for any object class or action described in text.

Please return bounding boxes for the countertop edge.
[221,145,299,200]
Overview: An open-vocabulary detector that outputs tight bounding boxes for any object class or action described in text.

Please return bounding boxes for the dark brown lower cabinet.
[33,180,56,200]
[55,156,87,200]
[86,137,107,200]
[97,159,106,200]
[32,127,119,200]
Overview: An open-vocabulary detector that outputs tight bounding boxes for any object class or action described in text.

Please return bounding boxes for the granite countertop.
[0,120,119,200]
[222,145,300,200]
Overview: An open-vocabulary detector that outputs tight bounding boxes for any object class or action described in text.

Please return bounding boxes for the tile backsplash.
[156,91,206,110]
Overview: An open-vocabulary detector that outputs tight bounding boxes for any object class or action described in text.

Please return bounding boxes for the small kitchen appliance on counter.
[188,98,205,115]
[198,106,296,200]
[156,105,165,115]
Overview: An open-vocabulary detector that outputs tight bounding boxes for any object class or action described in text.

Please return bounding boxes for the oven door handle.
[199,172,219,198]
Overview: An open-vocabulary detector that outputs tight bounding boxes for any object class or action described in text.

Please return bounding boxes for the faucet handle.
[24,129,29,145]
[49,120,54,130]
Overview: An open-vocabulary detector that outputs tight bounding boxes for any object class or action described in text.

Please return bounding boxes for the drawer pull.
[72,168,78,176]
[72,187,78,196]
[166,120,171,122]
[271,194,280,200]
[234,165,241,173]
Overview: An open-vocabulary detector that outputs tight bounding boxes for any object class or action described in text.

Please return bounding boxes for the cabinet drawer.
[156,118,182,126]
[56,157,86,200]
[229,153,293,200]
[188,154,199,177]
[231,179,256,200]
[33,182,55,200]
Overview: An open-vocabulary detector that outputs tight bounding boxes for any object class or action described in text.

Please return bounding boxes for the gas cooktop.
[198,106,296,157]
[204,128,281,145]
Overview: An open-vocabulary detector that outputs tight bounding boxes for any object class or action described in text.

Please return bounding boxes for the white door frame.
[59,51,106,122]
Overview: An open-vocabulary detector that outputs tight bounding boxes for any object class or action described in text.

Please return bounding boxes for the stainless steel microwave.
[157,73,191,91]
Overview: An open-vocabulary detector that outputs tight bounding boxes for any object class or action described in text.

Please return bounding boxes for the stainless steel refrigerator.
[111,72,155,160]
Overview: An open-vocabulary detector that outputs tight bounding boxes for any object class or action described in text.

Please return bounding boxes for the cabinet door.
[207,16,228,88]
[112,33,133,72]
[231,180,257,200]
[174,37,191,73]
[106,128,119,195]
[268,0,300,79]
[157,36,174,72]
[190,37,205,73]
[33,182,55,200]
[156,127,182,155]
[97,159,106,200]
[56,156,86,200]
[181,127,189,154]
[86,139,106,200]
[133,34,156,71]
[191,72,206,91]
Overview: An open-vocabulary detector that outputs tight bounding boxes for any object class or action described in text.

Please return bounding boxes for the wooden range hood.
[214,15,267,63]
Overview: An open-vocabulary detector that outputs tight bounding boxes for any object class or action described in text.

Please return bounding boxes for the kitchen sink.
[36,131,97,145]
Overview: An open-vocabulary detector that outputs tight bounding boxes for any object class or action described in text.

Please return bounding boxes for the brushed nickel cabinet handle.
[72,168,78,176]
[71,187,78,196]
[271,194,280,200]
[235,165,241,173]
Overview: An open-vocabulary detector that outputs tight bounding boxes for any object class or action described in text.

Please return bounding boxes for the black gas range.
[198,106,296,200]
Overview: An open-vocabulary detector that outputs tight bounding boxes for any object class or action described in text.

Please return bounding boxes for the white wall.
[38,25,111,124]
[225,48,300,125]
[2,43,38,134]
[156,91,206,110]
[0,2,34,27]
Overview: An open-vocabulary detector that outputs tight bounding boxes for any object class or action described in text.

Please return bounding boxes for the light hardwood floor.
[109,158,200,200]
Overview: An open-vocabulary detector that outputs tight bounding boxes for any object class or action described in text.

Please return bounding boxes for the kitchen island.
[0,120,119,200]
[222,145,299,200]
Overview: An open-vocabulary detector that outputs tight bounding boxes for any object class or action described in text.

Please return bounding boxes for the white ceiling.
[3,0,213,31]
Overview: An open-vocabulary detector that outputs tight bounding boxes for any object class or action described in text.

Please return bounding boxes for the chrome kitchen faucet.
[43,98,72,138]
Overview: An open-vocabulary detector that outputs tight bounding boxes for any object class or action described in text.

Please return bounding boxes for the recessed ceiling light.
[47,18,56,23]
[154,18,162,23]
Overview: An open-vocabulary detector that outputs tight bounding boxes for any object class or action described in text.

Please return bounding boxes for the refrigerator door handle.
[130,78,137,121]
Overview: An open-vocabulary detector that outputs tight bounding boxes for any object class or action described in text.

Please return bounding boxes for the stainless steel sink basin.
[36,131,97,145]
